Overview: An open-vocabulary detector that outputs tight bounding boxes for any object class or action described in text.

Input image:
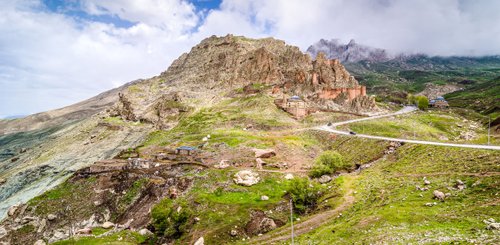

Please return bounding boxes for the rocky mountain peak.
[110,35,376,128]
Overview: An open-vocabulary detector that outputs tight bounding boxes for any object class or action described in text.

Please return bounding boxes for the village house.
[430,96,449,108]
[175,146,197,156]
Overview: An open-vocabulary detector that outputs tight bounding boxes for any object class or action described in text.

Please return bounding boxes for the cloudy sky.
[1,0,500,118]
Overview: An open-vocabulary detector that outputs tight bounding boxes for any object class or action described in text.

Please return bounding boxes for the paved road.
[315,106,500,151]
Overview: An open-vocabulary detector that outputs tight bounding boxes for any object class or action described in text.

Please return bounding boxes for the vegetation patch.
[53,230,146,245]
[287,177,325,214]
[151,198,192,239]
[310,150,350,178]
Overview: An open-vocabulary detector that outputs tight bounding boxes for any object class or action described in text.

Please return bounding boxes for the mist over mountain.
[307,39,392,63]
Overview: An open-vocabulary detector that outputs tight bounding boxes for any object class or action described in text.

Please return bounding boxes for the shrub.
[151,199,192,239]
[286,178,324,214]
[310,151,349,178]
[416,95,429,110]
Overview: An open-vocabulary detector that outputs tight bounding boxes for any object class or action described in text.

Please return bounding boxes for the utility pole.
[290,198,294,245]
[488,115,491,145]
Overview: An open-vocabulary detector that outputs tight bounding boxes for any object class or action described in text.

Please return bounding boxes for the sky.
[1,0,500,118]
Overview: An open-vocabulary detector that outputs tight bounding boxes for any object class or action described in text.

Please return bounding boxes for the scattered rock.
[455,179,466,190]
[194,236,204,245]
[33,240,46,245]
[230,229,238,236]
[484,218,500,230]
[93,200,102,206]
[260,195,269,201]
[233,170,260,186]
[138,228,153,237]
[253,149,276,158]
[245,210,282,235]
[76,228,92,234]
[318,175,332,184]
[423,180,431,185]
[101,221,115,229]
[415,185,428,191]
[8,205,18,216]
[259,218,277,233]
[49,230,67,243]
[0,178,6,185]
[433,190,445,201]
[194,217,201,223]
[255,158,265,170]
[424,202,437,207]
[119,219,134,229]
[438,136,449,141]
[23,216,37,223]
[284,173,294,180]
[37,219,47,233]
[47,214,57,221]
[103,208,111,221]
[169,187,178,199]
[0,226,6,239]
[215,160,230,169]
[487,223,500,230]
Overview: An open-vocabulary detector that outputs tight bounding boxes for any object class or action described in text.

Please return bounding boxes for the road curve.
[314,106,500,151]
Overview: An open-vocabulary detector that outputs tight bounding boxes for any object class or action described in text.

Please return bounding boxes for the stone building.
[275,95,307,118]
[176,146,197,156]
[430,97,449,108]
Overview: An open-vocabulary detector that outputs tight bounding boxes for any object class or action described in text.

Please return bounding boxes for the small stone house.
[176,146,197,156]
[430,97,449,108]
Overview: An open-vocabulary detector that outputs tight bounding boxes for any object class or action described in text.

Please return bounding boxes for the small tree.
[416,95,429,110]
[286,178,324,214]
[406,93,416,105]
[310,151,349,178]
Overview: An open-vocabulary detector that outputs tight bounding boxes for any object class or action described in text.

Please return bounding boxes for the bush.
[310,151,349,178]
[151,199,192,239]
[286,178,324,214]
[416,95,429,110]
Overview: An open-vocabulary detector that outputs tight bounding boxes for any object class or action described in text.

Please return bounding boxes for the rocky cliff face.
[111,35,377,124]
[307,39,391,63]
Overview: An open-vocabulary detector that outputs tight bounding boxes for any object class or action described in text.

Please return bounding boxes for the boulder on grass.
[433,190,445,201]
[101,221,115,229]
[253,149,276,158]
[233,170,260,186]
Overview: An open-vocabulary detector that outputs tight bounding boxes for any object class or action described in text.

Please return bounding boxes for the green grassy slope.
[294,140,500,244]
[445,77,500,119]
[345,56,500,106]
[5,90,498,245]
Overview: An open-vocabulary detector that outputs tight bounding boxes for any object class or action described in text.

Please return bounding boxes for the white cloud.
[0,0,198,117]
[1,0,500,117]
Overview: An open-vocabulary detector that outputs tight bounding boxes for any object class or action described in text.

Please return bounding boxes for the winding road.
[314,106,500,151]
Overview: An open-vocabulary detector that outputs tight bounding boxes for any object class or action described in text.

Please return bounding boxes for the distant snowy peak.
[307,39,392,63]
